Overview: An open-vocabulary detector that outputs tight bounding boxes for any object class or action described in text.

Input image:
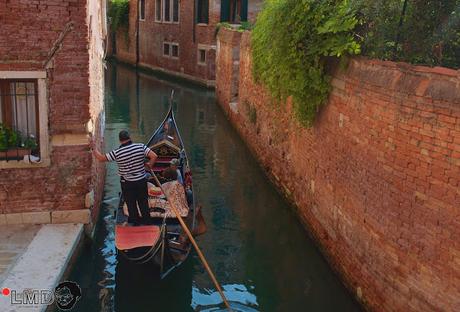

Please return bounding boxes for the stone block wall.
[216,28,460,311]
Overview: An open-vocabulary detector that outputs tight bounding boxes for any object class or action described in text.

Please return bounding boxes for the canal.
[69,62,361,312]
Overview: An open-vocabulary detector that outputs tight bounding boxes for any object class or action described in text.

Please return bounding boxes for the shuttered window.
[220,0,247,23]
[197,0,209,24]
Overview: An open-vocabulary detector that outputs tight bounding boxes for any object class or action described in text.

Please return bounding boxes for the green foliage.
[216,21,253,37]
[108,0,130,33]
[23,136,38,150]
[0,124,19,151]
[0,124,38,151]
[252,0,360,126]
[353,0,460,68]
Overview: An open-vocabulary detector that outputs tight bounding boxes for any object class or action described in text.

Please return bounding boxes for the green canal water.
[69,62,361,312]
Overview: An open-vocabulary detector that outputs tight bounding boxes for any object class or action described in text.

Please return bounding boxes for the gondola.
[115,92,206,278]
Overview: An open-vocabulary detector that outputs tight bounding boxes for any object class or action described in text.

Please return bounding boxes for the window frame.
[0,71,50,168]
[163,41,179,59]
[139,0,146,21]
[0,79,40,141]
[156,0,180,24]
[198,48,207,65]
[196,0,209,24]
[155,0,162,22]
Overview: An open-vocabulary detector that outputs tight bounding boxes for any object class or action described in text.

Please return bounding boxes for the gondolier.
[91,130,157,225]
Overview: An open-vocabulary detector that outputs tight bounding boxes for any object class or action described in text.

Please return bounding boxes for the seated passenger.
[162,167,178,182]
[169,158,184,185]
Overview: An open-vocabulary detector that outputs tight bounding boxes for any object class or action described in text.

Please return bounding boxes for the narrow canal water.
[69,62,361,312]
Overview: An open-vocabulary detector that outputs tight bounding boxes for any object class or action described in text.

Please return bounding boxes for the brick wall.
[216,28,460,311]
[0,0,106,225]
[112,0,262,86]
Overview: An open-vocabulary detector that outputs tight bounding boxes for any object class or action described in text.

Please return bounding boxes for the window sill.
[155,21,180,25]
[198,62,207,66]
[196,23,209,27]
[0,157,50,169]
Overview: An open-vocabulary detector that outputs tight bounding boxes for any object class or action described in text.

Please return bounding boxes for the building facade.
[0,0,107,228]
[111,0,263,86]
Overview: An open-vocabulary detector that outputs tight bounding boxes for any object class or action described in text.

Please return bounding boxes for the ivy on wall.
[108,0,130,33]
[251,0,361,126]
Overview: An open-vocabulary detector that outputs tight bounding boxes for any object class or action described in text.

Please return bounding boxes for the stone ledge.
[0,210,90,225]
[51,209,90,224]
[3,212,51,225]
[0,224,83,312]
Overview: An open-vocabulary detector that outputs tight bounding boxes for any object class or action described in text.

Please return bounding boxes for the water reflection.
[69,62,361,312]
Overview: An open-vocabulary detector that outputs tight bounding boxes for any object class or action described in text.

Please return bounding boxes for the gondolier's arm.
[90,139,108,162]
[145,150,157,170]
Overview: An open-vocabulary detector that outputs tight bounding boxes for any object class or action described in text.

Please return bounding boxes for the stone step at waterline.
[0,224,83,312]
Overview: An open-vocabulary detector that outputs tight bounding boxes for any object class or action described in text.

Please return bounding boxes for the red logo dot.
[2,288,10,296]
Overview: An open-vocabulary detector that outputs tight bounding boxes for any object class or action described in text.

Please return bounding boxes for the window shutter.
[240,0,248,21]
[220,0,230,22]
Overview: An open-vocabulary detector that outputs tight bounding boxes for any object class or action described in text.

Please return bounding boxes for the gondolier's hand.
[89,138,95,151]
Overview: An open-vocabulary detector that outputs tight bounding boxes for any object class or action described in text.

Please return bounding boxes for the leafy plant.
[352,0,460,68]
[252,0,361,126]
[0,124,37,152]
[0,124,8,151]
[22,135,38,150]
[0,124,20,151]
[108,0,130,33]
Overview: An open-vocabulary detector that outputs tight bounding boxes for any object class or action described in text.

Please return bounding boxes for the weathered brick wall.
[216,28,460,311]
[0,0,105,224]
[111,0,262,85]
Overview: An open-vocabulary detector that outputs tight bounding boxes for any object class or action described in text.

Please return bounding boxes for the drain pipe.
[136,0,140,66]
[193,0,196,43]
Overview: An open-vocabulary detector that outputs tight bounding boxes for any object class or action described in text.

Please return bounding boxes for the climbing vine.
[251,0,361,126]
[108,0,130,33]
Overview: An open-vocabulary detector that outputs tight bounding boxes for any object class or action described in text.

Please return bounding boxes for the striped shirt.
[106,142,153,181]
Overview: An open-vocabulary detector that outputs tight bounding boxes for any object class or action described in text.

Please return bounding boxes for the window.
[163,42,179,58]
[221,0,248,23]
[197,0,209,24]
[157,0,179,23]
[198,49,206,64]
[139,0,145,21]
[155,0,162,21]
[164,0,170,21]
[171,44,179,58]
[172,0,179,22]
[163,43,170,56]
[0,80,39,160]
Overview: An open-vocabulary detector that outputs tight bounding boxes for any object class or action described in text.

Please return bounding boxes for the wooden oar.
[151,174,233,311]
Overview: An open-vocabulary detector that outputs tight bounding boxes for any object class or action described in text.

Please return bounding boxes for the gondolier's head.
[119,130,131,142]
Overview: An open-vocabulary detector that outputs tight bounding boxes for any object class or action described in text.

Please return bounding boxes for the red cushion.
[115,225,161,250]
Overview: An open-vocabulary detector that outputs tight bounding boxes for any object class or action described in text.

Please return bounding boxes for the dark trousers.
[121,178,150,224]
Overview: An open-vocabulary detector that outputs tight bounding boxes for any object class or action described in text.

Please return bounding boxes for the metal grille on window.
[12,82,37,139]
[0,80,39,161]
